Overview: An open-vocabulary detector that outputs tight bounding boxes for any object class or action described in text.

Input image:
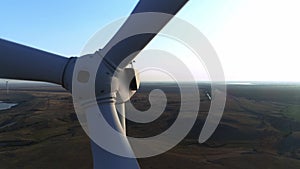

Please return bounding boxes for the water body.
[0,101,17,111]
[226,82,254,85]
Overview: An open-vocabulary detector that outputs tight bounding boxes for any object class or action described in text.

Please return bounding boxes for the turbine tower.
[5,80,9,94]
[0,0,189,168]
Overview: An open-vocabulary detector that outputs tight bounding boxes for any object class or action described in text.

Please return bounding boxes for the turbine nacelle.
[117,68,140,104]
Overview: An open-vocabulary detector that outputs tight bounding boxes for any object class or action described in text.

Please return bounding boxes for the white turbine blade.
[85,103,140,169]
[101,0,189,69]
[90,141,140,169]
[0,38,69,85]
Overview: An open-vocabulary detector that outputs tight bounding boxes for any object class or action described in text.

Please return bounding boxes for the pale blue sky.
[1,0,299,82]
[0,0,139,55]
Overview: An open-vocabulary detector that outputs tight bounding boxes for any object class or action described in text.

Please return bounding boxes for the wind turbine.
[0,0,189,168]
[5,80,9,94]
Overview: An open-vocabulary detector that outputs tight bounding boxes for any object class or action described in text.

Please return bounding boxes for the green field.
[0,83,299,169]
[283,105,300,122]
